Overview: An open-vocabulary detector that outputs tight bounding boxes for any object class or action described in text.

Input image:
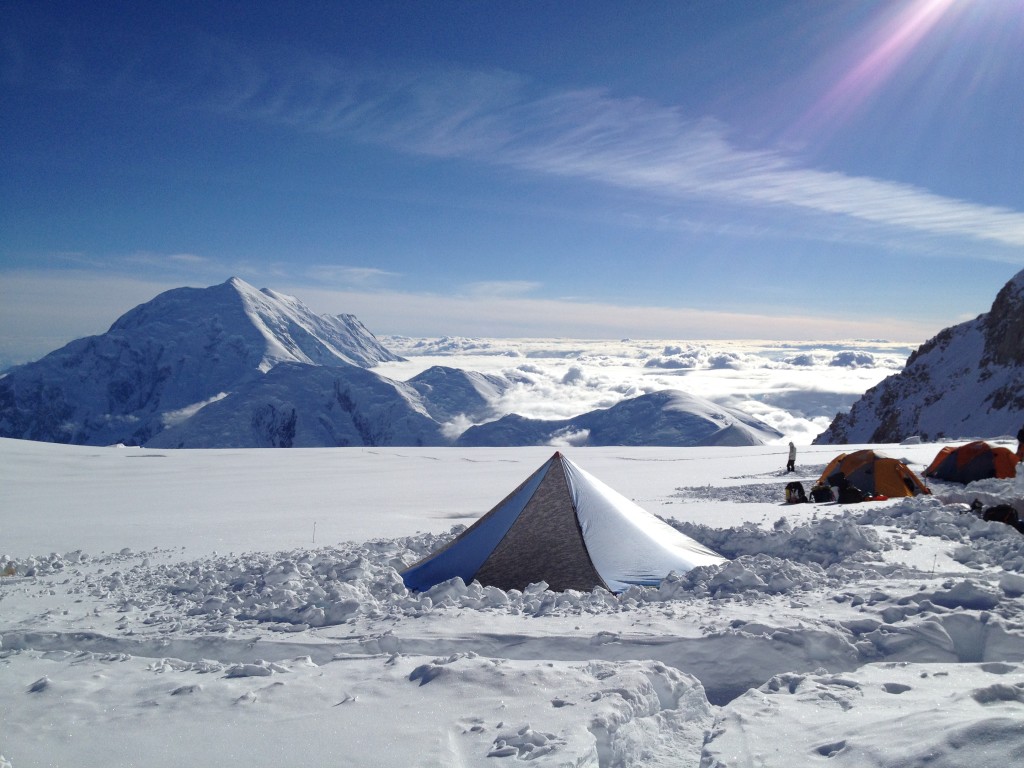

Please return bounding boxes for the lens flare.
[794,0,960,138]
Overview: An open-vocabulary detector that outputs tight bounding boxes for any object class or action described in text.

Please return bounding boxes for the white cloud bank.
[374,337,916,445]
[290,284,935,343]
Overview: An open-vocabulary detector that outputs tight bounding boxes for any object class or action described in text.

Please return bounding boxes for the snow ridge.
[815,267,1024,443]
[457,390,783,447]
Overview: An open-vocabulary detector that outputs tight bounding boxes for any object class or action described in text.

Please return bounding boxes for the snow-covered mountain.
[815,267,1024,443]
[148,378,781,449]
[0,279,787,449]
[107,277,402,371]
[456,390,783,447]
[0,278,401,446]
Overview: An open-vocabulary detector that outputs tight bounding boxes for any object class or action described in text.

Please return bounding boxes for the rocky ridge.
[815,268,1024,443]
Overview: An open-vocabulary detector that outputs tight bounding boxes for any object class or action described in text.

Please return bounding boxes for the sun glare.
[793,0,963,139]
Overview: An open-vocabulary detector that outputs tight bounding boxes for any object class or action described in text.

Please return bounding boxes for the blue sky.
[3,0,1024,365]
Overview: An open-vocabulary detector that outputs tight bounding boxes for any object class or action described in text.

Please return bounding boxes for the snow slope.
[147,362,446,448]
[2,436,1023,767]
[407,365,526,424]
[816,267,1024,443]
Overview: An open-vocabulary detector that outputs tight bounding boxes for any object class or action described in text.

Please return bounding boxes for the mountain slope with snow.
[109,277,402,372]
[406,365,524,423]
[816,267,1024,444]
[147,362,446,448]
[456,389,783,447]
[0,278,400,446]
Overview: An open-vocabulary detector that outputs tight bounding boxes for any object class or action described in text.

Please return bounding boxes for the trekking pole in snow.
[313,521,317,545]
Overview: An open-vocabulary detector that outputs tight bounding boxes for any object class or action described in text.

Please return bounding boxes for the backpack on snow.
[810,483,836,503]
[837,484,868,504]
[982,504,1019,526]
[785,481,808,504]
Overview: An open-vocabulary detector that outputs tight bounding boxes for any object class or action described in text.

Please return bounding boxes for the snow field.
[2,438,1024,766]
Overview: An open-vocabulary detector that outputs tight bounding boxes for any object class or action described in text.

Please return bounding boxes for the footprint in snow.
[882,683,912,694]
[815,740,847,757]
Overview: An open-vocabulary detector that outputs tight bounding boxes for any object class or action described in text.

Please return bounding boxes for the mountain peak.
[0,279,402,446]
[223,277,299,310]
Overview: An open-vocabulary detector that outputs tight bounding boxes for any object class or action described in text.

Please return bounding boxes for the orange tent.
[818,450,930,498]
[924,441,1017,484]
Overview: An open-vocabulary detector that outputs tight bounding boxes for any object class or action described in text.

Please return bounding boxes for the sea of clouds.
[377,337,915,444]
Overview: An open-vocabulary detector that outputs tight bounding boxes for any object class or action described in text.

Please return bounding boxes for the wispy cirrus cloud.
[463,280,542,298]
[184,45,1024,251]
[167,252,207,264]
[304,265,401,287]
[19,31,1024,253]
[284,284,935,343]
[124,251,208,267]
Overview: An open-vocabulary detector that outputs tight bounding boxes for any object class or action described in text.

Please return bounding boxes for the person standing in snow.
[786,442,796,473]
[1017,424,1024,461]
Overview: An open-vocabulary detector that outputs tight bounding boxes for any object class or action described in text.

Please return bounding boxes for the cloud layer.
[376,337,915,445]
[185,48,1024,250]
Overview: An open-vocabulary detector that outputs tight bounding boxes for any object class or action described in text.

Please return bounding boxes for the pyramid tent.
[923,441,1018,484]
[817,449,930,498]
[402,452,726,593]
